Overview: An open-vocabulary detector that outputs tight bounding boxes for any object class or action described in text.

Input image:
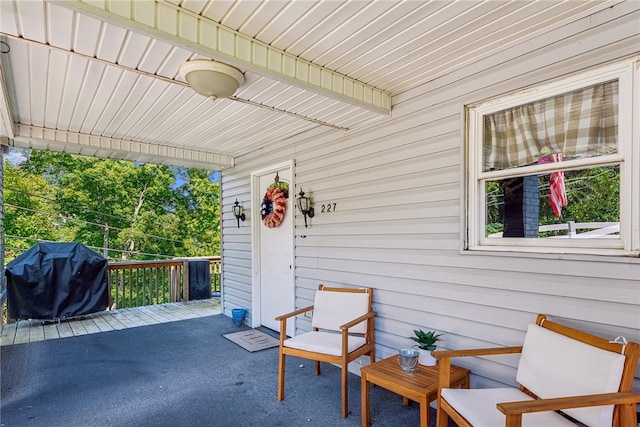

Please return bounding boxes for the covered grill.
[5,242,109,320]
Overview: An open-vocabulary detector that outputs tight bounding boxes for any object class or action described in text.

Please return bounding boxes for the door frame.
[250,160,295,329]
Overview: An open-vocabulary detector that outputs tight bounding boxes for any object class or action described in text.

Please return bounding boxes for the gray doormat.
[223,329,280,352]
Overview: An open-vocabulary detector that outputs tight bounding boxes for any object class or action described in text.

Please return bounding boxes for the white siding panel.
[47,4,74,49]
[97,25,128,63]
[57,56,90,129]
[221,5,640,392]
[28,43,49,127]
[394,1,640,107]
[74,14,103,57]
[0,1,19,35]
[68,61,106,132]
[17,0,46,41]
[45,49,71,129]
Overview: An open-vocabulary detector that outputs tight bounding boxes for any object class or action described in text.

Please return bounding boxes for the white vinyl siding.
[221,3,640,392]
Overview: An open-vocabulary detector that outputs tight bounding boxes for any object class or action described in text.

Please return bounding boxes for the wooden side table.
[360,356,470,427]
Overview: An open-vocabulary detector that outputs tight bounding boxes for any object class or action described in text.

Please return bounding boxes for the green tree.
[550,167,619,224]
[3,162,61,260]
[57,159,181,259]
[4,150,220,262]
[174,169,220,256]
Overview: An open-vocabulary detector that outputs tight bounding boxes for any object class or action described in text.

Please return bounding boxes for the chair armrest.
[274,305,314,322]
[276,305,314,341]
[433,346,523,359]
[340,311,377,331]
[436,347,522,390]
[497,391,640,415]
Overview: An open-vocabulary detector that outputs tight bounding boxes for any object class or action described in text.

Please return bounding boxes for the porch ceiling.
[0,0,614,170]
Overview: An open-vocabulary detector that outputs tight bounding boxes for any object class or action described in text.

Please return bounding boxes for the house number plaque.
[320,203,337,213]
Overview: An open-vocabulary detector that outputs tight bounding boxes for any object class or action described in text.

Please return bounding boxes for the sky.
[4,148,26,165]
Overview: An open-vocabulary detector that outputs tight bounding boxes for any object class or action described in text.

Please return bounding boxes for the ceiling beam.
[51,0,391,116]
[12,125,235,170]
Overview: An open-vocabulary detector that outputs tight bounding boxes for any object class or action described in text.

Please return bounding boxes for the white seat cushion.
[441,388,577,427]
[283,331,366,356]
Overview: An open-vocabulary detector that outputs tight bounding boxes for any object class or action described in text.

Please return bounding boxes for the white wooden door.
[255,165,294,331]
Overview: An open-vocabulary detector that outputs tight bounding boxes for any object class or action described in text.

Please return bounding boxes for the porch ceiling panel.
[0,0,616,170]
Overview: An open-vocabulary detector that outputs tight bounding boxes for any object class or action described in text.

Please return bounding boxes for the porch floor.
[1,310,440,427]
[0,298,221,346]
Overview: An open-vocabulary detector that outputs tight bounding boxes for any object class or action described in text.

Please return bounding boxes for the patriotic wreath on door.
[261,174,289,228]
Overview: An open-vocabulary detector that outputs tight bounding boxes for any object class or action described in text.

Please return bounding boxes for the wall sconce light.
[296,188,315,228]
[232,199,245,228]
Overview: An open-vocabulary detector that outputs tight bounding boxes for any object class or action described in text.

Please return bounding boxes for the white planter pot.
[418,348,437,366]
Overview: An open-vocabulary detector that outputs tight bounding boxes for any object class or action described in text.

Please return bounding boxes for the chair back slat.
[312,288,370,334]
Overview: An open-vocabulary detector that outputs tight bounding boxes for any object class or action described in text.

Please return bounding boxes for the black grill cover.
[188,260,211,300]
[5,242,109,320]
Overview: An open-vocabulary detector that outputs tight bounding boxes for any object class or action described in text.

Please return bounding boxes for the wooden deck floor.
[0,298,221,346]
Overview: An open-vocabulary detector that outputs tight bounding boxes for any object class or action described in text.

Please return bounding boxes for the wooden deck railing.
[107,257,221,309]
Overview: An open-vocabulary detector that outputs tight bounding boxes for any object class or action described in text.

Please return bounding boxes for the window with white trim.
[466,59,639,255]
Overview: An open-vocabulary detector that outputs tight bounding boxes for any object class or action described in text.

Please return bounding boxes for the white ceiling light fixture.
[179,60,245,100]
[176,58,347,130]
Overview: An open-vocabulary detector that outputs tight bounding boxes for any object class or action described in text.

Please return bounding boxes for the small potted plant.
[409,329,443,366]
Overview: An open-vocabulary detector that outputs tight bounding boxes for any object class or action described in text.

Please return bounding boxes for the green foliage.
[173,169,220,256]
[485,180,503,226]
[4,150,220,263]
[409,329,443,351]
[486,223,504,235]
[485,166,620,237]
[3,164,60,259]
[561,167,619,223]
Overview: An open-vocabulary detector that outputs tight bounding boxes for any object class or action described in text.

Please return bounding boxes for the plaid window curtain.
[483,80,618,171]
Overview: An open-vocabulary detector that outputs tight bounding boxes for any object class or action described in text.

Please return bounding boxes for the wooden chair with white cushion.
[434,314,640,427]
[275,284,376,418]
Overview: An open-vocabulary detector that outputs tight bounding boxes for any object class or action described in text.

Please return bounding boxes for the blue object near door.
[232,308,246,327]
